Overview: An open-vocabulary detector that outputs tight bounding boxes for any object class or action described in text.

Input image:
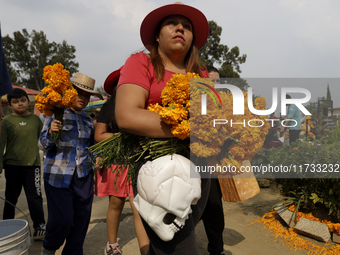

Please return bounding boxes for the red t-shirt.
[118,52,208,107]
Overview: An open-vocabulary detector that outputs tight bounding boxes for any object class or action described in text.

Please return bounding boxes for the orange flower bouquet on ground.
[35,63,78,144]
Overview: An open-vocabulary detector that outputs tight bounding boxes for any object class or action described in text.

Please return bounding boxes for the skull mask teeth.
[163,213,185,232]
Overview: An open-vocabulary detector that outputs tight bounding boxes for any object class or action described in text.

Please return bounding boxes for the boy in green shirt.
[0,88,46,240]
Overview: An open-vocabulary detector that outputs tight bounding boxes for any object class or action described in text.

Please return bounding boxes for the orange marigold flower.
[190,141,221,157]
[62,87,78,108]
[41,86,53,95]
[35,94,48,104]
[171,120,190,140]
[149,73,198,140]
[148,103,164,114]
[47,91,62,106]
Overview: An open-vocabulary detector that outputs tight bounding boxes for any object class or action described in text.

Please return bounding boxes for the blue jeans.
[43,171,94,255]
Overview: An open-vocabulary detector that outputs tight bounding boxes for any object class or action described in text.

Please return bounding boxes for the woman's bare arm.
[115,83,173,138]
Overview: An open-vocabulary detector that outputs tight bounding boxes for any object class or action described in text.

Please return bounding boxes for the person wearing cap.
[38,73,102,255]
[115,3,211,254]
[94,67,149,255]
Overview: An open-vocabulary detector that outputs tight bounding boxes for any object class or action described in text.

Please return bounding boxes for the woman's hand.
[49,120,62,134]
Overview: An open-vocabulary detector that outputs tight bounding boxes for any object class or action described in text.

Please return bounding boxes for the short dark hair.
[206,65,219,74]
[7,88,29,106]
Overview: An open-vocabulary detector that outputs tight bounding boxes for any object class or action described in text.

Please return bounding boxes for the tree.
[308,85,333,117]
[199,20,248,90]
[332,118,340,142]
[305,96,331,117]
[95,86,109,98]
[2,29,79,91]
[326,83,332,109]
[327,84,331,101]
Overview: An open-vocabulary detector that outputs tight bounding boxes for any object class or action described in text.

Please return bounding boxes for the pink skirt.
[94,165,134,198]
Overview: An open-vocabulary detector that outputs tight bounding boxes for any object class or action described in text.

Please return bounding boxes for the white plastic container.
[0,219,31,255]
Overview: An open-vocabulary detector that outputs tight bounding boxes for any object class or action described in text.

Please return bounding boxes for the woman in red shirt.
[115,3,210,254]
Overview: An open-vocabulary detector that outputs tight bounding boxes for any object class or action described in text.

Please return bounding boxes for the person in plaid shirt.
[38,73,102,255]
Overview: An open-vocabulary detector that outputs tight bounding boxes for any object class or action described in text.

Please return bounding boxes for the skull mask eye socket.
[163,213,176,225]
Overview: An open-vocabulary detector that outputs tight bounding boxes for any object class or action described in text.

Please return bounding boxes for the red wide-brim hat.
[140,3,209,50]
[104,66,123,95]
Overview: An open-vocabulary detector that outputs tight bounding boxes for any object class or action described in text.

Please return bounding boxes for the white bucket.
[0,219,31,255]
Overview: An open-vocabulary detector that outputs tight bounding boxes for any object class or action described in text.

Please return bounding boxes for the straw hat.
[71,72,103,99]
[140,3,209,50]
[104,66,123,95]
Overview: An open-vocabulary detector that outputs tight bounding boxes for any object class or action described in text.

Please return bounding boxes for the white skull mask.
[133,154,201,241]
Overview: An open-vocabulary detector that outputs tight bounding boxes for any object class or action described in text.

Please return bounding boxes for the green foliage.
[321,128,333,145]
[268,140,340,170]
[326,84,332,109]
[267,140,340,219]
[327,84,331,102]
[305,96,332,117]
[2,29,79,90]
[277,179,340,220]
[251,148,273,166]
[310,115,328,141]
[199,20,248,90]
[331,118,340,144]
[89,133,190,184]
[199,20,224,66]
[306,115,333,145]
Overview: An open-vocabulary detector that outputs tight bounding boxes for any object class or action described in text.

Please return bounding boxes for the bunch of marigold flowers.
[189,78,270,174]
[35,63,78,117]
[35,63,78,144]
[148,72,199,140]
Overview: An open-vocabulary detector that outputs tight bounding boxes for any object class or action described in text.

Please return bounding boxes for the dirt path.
[80,183,311,255]
[1,173,314,255]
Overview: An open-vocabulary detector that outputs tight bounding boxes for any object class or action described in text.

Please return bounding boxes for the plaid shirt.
[38,108,95,188]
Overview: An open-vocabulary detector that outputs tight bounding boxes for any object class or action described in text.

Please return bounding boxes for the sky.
[1,0,340,109]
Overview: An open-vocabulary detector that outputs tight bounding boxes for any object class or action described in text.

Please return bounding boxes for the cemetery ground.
[0,168,316,255]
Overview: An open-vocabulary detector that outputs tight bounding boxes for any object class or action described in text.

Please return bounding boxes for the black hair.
[206,65,219,74]
[7,88,29,106]
[102,83,118,133]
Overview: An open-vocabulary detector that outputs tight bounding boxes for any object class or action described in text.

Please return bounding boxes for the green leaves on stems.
[88,132,189,184]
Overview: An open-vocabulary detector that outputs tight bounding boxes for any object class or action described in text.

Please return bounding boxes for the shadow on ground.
[84,210,135,255]
[237,184,283,218]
